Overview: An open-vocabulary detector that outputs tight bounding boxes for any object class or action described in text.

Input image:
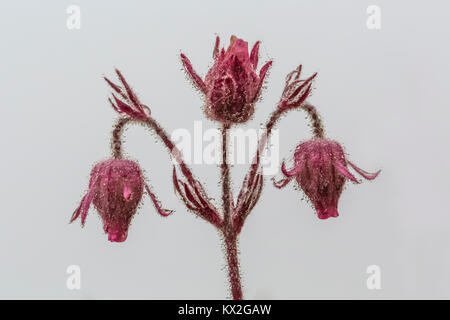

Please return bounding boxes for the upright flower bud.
[181,35,272,124]
[274,138,380,219]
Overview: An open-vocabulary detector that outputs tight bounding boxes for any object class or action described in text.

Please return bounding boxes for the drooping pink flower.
[71,159,173,242]
[274,138,380,219]
[71,159,144,242]
[181,35,272,124]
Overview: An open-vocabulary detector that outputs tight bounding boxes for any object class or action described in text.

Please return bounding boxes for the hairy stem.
[224,233,243,300]
[264,103,323,146]
[257,102,323,173]
[112,117,196,186]
[111,117,132,159]
[111,116,222,227]
[221,124,232,226]
[220,124,243,300]
[233,102,324,233]
[302,103,324,138]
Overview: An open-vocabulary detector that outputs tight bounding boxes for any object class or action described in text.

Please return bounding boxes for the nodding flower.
[71,159,172,242]
[274,138,380,220]
[181,35,272,124]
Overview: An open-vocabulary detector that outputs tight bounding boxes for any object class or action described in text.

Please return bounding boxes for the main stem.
[221,124,232,225]
[112,102,323,300]
[220,124,243,300]
[224,232,242,300]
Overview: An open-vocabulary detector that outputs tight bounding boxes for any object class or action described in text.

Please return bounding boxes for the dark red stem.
[220,124,243,300]
[110,101,322,300]
[221,124,232,225]
[111,117,130,159]
[256,102,323,175]
[224,232,242,300]
[302,103,324,138]
[232,102,323,233]
[111,116,222,227]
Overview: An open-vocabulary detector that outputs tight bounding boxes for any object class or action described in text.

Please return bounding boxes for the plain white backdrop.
[1,0,450,299]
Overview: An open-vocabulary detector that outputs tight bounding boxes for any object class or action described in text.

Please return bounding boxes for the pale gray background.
[1,0,449,299]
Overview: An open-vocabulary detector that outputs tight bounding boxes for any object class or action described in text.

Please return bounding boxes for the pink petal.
[80,187,96,226]
[111,93,140,118]
[77,173,101,226]
[272,177,292,189]
[348,161,381,180]
[327,207,339,218]
[123,184,132,200]
[213,36,220,59]
[335,161,360,183]
[108,97,121,114]
[283,83,312,110]
[285,65,302,83]
[182,182,202,209]
[317,207,339,219]
[104,77,126,99]
[115,69,140,107]
[107,230,128,242]
[180,53,207,93]
[219,48,225,60]
[281,160,302,178]
[145,183,173,217]
[250,41,260,69]
[253,61,272,100]
[259,61,272,83]
[227,36,249,62]
[70,198,83,223]
[172,167,197,211]
[288,73,317,100]
[293,65,302,80]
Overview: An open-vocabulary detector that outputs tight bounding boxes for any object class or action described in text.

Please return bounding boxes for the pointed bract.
[280,65,317,111]
[250,41,260,69]
[180,53,207,93]
[104,71,151,121]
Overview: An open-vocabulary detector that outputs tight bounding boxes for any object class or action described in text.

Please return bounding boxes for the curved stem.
[255,102,324,173]
[263,102,324,151]
[112,117,196,185]
[232,102,324,232]
[111,116,222,226]
[111,117,132,159]
[302,103,324,138]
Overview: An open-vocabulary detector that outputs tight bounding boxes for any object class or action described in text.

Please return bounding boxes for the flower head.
[279,65,317,112]
[274,138,380,219]
[104,69,151,121]
[71,159,144,242]
[181,35,272,124]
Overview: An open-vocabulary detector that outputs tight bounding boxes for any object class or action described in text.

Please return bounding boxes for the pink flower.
[71,159,145,242]
[181,35,272,124]
[274,138,380,219]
